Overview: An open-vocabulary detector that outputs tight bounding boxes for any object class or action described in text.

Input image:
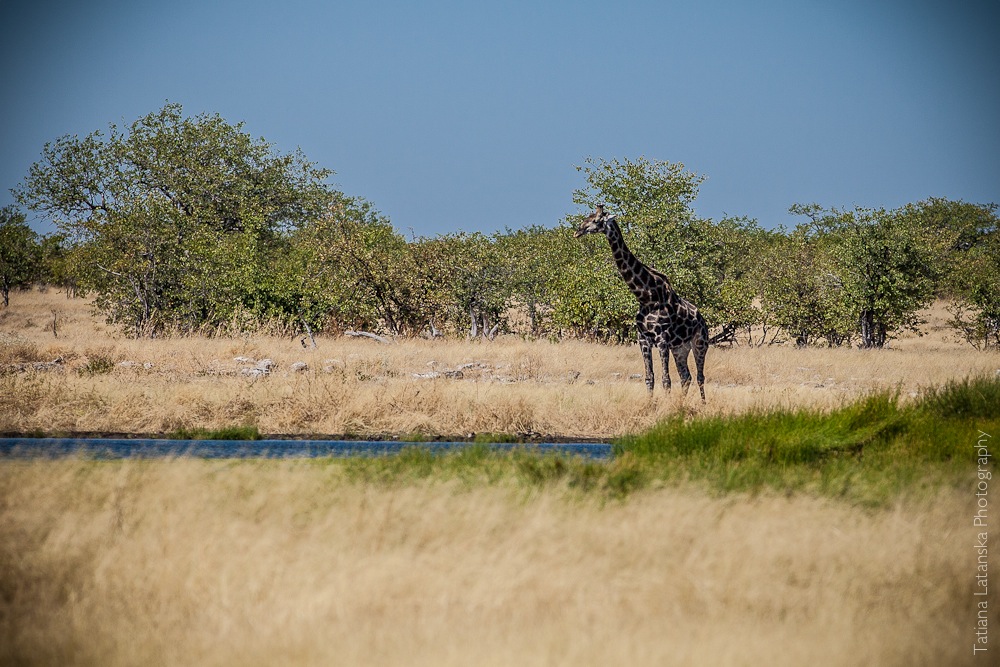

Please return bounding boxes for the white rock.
[242,359,274,377]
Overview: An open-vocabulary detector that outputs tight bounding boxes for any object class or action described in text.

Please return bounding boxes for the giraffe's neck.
[604,218,667,304]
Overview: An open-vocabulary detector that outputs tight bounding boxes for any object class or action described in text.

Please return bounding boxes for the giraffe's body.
[575,205,708,401]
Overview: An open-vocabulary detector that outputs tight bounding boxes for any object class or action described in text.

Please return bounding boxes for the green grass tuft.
[168,424,262,440]
[916,374,1000,420]
[613,374,999,505]
[78,355,117,376]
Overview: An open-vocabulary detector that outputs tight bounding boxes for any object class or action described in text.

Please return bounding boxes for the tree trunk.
[859,310,887,348]
[299,315,317,348]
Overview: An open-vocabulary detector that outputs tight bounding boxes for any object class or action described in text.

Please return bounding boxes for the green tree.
[412,232,512,339]
[758,225,854,347]
[947,241,1000,349]
[901,198,998,268]
[497,225,578,337]
[14,102,335,335]
[294,198,430,336]
[0,206,40,307]
[792,204,939,348]
[572,156,704,264]
[36,233,78,295]
[572,156,703,231]
[903,199,1000,349]
[551,248,636,341]
[680,216,772,345]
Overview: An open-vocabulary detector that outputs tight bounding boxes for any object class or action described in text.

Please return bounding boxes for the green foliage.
[294,197,428,335]
[551,250,636,341]
[35,233,80,294]
[905,199,1000,349]
[835,208,938,348]
[902,197,998,269]
[556,156,709,341]
[77,352,118,376]
[671,216,772,344]
[788,204,941,348]
[758,225,854,346]
[0,207,41,307]
[14,102,336,335]
[497,225,577,337]
[616,374,1000,505]
[167,425,262,440]
[412,232,512,338]
[572,156,704,231]
[13,118,997,348]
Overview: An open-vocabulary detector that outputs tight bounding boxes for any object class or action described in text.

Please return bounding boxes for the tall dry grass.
[2,290,991,666]
[0,459,982,666]
[1,288,998,438]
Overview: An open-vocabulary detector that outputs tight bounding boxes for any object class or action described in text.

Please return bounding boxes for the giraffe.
[574,204,708,401]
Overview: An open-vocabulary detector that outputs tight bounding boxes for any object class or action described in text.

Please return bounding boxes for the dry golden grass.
[2,290,991,666]
[1,288,998,438]
[0,459,981,666]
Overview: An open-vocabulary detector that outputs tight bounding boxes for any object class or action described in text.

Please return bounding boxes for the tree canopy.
[9,105,998,349]
[14,102,336,334]
[0,206,40,307]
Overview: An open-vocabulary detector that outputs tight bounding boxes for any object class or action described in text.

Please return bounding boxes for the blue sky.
[2,0,997,237]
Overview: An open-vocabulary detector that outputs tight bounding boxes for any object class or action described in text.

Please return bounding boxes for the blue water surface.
[0,438,612,460]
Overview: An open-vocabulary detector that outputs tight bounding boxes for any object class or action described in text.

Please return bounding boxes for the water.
[0,437,612,460]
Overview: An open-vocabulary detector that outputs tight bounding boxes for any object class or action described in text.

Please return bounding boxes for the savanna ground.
[2,288,999,666]
[1,289,997,438]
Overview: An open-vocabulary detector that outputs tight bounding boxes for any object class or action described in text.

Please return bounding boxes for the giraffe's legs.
[657,343,672,391]
[672,344,693,395]
[638,330,655,393]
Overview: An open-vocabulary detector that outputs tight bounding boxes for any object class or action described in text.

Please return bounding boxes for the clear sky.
[2,0,997,237]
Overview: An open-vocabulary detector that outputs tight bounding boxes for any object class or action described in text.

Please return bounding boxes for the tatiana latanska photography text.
[975,430,993,656]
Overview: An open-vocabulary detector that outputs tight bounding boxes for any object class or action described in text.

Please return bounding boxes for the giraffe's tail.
[694,314,709,402]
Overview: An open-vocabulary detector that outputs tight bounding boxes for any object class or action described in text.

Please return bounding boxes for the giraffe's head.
[573,203,616,238]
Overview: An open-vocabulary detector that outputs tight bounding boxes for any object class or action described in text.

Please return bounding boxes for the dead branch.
[344,330,392,344]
